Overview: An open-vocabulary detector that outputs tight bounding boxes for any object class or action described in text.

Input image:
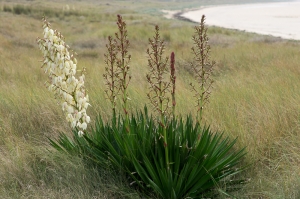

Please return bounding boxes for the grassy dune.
[0,0,300,198]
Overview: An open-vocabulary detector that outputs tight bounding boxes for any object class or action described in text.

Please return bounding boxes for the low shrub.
[13,5,32,15]
[3,5,12,12]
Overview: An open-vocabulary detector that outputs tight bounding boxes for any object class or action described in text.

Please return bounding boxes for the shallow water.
[181,1,300,40]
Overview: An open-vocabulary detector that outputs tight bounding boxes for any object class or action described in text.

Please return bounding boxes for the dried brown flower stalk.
[146,25,171,120]
[190,15,215,124]
[104,36,119,115]
[115,15,131,119]
[103,15,131,121]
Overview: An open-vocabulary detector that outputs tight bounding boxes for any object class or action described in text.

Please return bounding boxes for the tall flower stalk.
[104,36,119,116]
[190,15,215,124]
[170,52,176,118]
[115,15,131,126]
[146,25,171,169]
[104,15,131,129]
[37,17,90,136]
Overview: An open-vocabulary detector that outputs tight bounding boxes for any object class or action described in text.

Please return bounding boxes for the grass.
[0,0,300,198]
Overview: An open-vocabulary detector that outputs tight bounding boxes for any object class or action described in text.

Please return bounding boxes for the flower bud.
[78,131,84,137]
[85,115,90,123]
[81,122,87,130]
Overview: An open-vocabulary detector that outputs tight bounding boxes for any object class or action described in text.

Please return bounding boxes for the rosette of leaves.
[126,115,247,198]
[76,110,246,198]
[52,109,246,198]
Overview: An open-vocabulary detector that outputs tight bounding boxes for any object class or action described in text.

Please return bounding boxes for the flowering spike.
[170,52,176,118]
[37,17,90,136]
[104,35,119,116]
[146,25,170,119]
[115,15,131,121]
[190,15,215,124]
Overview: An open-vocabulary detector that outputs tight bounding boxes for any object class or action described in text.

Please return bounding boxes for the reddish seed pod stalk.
[170,52,176,117]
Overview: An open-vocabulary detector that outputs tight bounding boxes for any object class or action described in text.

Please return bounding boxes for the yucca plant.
[43,15,248,199]
[49,112,247,198]
[84,22,246,198]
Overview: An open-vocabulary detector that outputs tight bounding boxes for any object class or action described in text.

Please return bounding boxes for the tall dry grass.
[207,42,300,198]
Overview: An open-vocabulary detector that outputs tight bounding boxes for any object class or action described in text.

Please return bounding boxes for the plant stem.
[104,36,118,117]
[115,15,131,132]
[159,73,169,170]
[198,31,205,124]
[120,25,129,130]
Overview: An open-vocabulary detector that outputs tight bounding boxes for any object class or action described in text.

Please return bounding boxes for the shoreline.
[164,1,300,41]
[162,8,199,23]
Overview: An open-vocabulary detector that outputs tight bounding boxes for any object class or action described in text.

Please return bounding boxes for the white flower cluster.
[37,18,90,136]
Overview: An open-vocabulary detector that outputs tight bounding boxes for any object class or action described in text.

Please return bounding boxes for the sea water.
[181,1,300,40]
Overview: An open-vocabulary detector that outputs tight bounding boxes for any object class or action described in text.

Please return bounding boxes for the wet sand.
[180,1,300,40]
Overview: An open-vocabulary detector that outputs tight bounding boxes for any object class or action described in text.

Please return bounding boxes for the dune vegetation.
[0,0,300,198]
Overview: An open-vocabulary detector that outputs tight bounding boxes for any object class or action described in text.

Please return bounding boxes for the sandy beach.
[180,1,300,40]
